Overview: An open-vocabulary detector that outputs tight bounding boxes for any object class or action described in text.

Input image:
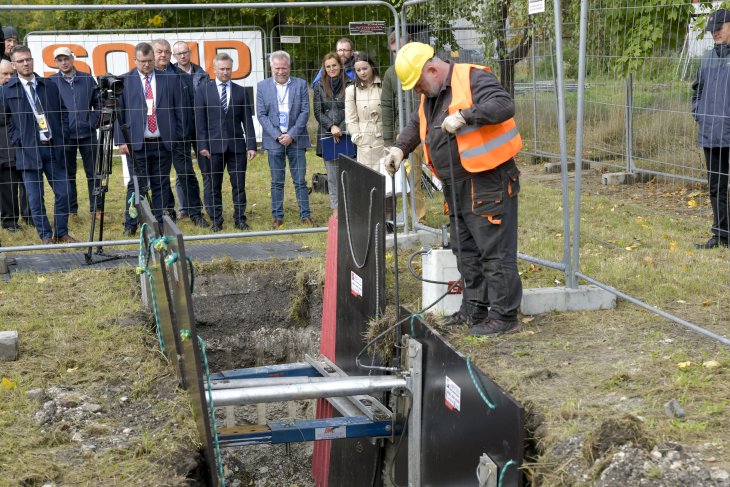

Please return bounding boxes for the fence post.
[531,25,539,157]
[625,73,634,173]
[550,0,573,287]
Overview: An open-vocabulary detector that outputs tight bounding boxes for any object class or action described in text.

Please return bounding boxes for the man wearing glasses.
[115,42,183,235]
[311,37,356,88]
[0,45,75,244]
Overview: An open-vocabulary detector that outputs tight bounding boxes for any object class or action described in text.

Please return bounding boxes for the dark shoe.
[442,311,475,327]
[41,237,54,245]
[2,225,22,233]
[695,236,729,249]
[210,222,223,233]
[301,217,315,227]
[235,221,250,231]
[191,215,209,228]
[54,234,78,244]
[122,228,136,238]
[272,219,284,230]
[468,318,521,337]
[385,221,395,234]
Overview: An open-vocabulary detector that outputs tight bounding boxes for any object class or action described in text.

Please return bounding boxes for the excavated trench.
[192,261,323,486]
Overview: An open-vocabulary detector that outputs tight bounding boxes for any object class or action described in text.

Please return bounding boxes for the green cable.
[147,270,166,355]
[198,336,226,486]
[498,459,516,487]
[466,357,496,410]
[409,313,424,337]
[186,256,195,294]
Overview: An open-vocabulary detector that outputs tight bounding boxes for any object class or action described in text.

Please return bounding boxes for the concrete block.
[602,172,639,185]
[0,330,19,361]
[544,161,591,173]
[520,285,616,316]
[386,229,440,250]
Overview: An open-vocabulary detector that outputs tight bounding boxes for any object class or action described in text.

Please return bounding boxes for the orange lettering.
[92,43,136,76]
[202,40,252,80]
[42,44,91,77]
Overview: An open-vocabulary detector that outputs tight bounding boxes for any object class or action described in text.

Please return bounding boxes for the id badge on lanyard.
[279,111,289,132]
[35,113,48,131]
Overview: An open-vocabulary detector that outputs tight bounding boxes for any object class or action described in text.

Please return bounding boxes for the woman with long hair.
[313,52,351,210]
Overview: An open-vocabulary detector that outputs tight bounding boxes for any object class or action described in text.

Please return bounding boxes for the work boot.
[441,310,475,327]
[695,236,729,249]
[468,317,521,337]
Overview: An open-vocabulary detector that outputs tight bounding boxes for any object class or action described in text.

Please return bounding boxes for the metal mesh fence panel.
[575,0,730,338]
[0,3,397,249]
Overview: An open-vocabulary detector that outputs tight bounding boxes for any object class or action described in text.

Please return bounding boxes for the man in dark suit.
[256,50,313,230]
[50,47,101,219]
[115,42,183,234]
[153,38,206,227]
[195,53,257,232]
[0,45,75,244]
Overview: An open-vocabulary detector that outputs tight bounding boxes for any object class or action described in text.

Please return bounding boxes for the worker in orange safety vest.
[385,42,523,336]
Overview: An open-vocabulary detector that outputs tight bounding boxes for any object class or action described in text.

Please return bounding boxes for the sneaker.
[54,234,78,244]
[441,311,475,327]
[695,236,729,249]
[468,318,521,337]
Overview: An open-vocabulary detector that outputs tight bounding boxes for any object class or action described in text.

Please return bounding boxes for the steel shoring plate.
[394,310,525,486]
[3,241,316,275]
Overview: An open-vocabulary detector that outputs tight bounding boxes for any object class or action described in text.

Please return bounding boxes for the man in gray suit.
[256,50,313,229]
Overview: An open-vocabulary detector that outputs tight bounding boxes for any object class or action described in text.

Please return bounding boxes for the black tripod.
[85,75,150,265]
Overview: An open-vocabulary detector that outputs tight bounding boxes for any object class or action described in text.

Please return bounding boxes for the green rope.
[165,251,179,266]
[466,357,496,410]
[128,192,138,219]
[498,459,516,487]
[198,336,226,486]
[186,256,195,294]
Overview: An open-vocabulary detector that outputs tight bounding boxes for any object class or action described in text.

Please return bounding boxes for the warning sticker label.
[351,271,363,298]
[315,426,347,440]
[445,375,461,412]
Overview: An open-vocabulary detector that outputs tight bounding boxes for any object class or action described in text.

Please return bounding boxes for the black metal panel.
[331,156,387,487]
[395,310,524,486]
[162,217,219,487]
[335,155,386,373]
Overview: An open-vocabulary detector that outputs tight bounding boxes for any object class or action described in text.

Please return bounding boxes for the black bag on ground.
[311,173,329,194]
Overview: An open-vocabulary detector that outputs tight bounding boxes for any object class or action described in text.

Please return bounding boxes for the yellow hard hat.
[395,42,435,91]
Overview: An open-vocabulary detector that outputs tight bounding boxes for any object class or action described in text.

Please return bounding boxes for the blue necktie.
[220,83,228,113]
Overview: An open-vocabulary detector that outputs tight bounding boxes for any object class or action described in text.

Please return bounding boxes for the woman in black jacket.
[313,52,352,210]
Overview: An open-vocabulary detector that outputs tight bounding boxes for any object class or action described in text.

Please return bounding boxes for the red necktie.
[144,75,157,133]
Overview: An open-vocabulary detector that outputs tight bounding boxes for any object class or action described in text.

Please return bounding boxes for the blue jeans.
[267,146,310,220]
[22,145,70,240]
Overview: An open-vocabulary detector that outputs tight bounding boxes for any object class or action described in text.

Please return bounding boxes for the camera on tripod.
[98,74,124,99]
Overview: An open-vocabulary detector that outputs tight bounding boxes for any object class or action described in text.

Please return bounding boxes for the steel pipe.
[209,376,408,407]
[209,375,382,390]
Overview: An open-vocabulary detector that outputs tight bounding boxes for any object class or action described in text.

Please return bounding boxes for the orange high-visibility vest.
[419,63,522,174]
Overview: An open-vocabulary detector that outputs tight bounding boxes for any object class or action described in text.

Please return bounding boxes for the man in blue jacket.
[0,45,75,244]
[196,53,257,232]
[693,8,730,249]
[257,50,313,229]
[50,47,101,220]
[115,42,183,234]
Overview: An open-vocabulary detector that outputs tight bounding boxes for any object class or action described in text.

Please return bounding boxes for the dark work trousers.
[63,135,100,214]
[124,139,173,230]
[703,147,730,241]
[0,164,21,228]
[171,139,203,218]
[443,160,522,323]
[202,149,248,227]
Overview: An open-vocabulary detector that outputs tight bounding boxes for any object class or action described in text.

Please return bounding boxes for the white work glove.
[441,110,466,134]
[384,147,405,177]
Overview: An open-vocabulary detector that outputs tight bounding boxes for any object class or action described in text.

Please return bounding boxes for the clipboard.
[321,134,356,161]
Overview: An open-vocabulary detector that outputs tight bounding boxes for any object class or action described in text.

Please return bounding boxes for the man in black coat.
[195,52,257,231]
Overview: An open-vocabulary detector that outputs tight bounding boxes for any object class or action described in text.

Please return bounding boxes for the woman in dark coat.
[313,52,352,210]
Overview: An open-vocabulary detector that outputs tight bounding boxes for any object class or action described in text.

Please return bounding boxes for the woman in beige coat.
[345,52,383,172]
